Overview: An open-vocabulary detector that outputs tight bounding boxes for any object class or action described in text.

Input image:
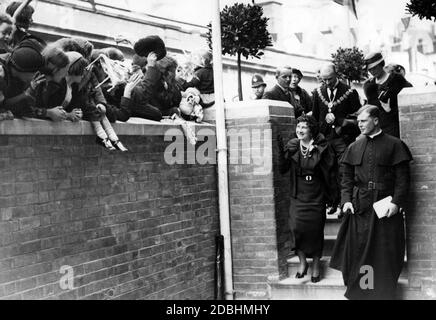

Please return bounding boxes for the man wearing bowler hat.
[363,52,412,138]
[250,74,266,100]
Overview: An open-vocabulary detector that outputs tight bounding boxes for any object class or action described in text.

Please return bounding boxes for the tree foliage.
[406,0,436,21]
[207,3,272,59]
[331,47,368,83]
[206,3,272,100]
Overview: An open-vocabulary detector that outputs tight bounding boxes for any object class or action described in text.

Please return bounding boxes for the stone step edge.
[269,276,412,289]
[287,256,409,270]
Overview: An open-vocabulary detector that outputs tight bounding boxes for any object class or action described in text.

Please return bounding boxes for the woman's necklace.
[300,139,314,158]
[300,144,309,158]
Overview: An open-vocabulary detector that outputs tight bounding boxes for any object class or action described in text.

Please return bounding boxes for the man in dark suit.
[312,63,361,156]
[312,63,361,215]
[262,66,302,117]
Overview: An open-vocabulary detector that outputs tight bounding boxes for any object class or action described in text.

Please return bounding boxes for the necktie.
[285,90,291,102]
[329,88,335,102]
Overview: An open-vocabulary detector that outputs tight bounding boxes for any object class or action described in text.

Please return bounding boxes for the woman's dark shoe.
[111,140,128,152]
[96,137,116,151]
[311,266,321,283]
[295,263,309,279]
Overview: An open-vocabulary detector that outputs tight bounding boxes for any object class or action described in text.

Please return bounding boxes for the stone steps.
[269,270,346,300]
[269,273,413,300]
[323,235,337,257]
[272,211,417,300]
[274,256,413,300]
[287,256,409,282]
[324,217,342,236]
[287,256,341,279]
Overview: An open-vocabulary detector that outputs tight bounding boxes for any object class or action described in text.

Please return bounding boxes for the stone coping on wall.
[203,100,295,122]
[0,118,216,136]
[399,86,436,107]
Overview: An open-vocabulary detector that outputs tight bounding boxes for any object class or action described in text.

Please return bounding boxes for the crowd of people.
[0,1,215,148]
[275,52,413,299]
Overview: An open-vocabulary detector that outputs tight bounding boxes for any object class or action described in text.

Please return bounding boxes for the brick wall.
[0,120,219,300]
[205,100,294,299]
[399,87,436,299]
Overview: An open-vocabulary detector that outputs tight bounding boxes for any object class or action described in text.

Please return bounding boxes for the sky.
[93,0,424,54]
[30,0,432,65]
[101,0,411,27]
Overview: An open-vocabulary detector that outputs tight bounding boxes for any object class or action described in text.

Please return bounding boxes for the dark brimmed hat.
[291,68,303,79]
[9,39,44,73]
[364,52,384,69]
[251,74,266,88]
[134,36,167,60]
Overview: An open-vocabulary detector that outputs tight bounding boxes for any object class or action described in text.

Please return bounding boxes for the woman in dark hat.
[279,115,338,282]
[363,52,412,138]
[289,68,312,117]
[0,39,44,117]
[128,35,183,120]
[133,36,167,61]
[131,52,182,119]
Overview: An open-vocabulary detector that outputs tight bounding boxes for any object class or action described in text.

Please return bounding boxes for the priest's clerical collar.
[368,129,382,139]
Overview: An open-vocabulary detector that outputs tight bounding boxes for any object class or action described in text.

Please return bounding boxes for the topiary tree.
[207,3,272,101]
[331,47,368,84]
[406,0,436,21]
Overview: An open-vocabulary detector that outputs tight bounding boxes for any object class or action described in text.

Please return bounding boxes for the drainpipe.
[211,0,234,300]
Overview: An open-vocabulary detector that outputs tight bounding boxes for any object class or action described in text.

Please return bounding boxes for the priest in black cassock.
[330,104,413,300]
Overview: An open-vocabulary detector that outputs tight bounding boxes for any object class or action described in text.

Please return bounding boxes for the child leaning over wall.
[30,47,128,152]
[177,49,215,108]
[88,47,142,123]
[0,38,44,120]
[0,13,13,54]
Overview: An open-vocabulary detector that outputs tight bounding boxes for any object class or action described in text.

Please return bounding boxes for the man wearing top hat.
[363,52,412,138]
[262,66,302,117]
[250,73,266,100]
